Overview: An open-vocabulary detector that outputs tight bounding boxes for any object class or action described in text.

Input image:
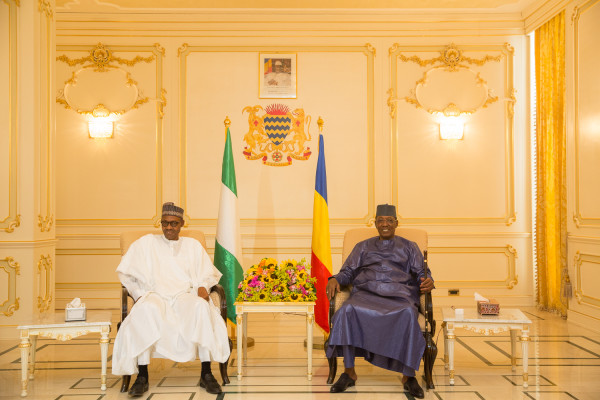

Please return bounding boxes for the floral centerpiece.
[236,258,317,302]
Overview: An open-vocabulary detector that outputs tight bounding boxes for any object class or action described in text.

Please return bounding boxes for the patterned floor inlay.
[1,308,599,400]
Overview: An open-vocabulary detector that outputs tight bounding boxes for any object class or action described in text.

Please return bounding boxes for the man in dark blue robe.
[326,204,434,399]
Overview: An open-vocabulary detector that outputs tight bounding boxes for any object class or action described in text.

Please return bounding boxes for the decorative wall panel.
[38,0,55,232]
[55,43,165,226]
[178,45,375,226]
[390,43,516,225]
[0,256,20,316]
[429,245,518,288]
[573,0,600,227]
[0,0,20,233]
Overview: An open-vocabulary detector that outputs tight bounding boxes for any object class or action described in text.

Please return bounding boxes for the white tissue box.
[65,306,86,321]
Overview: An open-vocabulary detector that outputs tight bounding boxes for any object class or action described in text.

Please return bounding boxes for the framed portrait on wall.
[259,52,297,99]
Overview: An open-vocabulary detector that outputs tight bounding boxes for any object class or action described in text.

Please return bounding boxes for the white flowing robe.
[112,234,230,375]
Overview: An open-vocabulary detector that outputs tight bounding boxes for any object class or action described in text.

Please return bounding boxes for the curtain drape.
[535,11,569,316]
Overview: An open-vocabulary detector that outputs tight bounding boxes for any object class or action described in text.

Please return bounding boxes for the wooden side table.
[16,312,112,397]
[234,301,315,381]
[442,308,532,387]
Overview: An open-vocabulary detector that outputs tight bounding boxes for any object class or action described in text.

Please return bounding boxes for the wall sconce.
[439,116,465,140]
[88,104,115,138]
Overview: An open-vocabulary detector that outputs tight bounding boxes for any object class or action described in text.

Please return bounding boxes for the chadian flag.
[214,127,244,324]
[311,133,333,333]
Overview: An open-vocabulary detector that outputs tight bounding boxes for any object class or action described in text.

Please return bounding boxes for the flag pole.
[220,116,254,348]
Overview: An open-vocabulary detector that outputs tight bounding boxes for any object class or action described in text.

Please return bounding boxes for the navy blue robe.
[326,235,432,375]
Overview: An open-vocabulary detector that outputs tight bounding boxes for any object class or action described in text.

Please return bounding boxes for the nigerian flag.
[214,127,244,324]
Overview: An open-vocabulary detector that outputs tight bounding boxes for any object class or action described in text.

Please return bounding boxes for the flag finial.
[224,116,231,128]
[317,116,324,133]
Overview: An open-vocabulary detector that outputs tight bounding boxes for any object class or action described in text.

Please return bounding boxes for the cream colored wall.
[0,0,56,339]
[565,0,600,331]
[50,6,535,316]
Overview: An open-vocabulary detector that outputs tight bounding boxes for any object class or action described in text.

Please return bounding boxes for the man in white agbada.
[112,202,230,397]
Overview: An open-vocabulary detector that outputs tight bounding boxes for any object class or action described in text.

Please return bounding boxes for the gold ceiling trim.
[429,245,518,288]
[0,257,20,317]
[1,0,20,233]
[55,43,165,226]
[177,43,375,226]
[36,255,53,313]
[57,43,155,70]
[572,0,600,227]
[574,251,600,307]
[389,43,516,225]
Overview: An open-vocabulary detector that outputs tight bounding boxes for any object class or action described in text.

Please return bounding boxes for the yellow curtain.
[535,11,568,315]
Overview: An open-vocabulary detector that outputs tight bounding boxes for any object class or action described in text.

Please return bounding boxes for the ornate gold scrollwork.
[38,0,52,17]
[391,43,504,117]
[3,214,21,233]
[36,255,53,313]
[56,43,160,117]
[365,43,376,57]
[38,215,53,232]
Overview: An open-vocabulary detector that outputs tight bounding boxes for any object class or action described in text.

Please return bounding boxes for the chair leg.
[422,332,437,390]
[220,338,233,385]
[120,375,131,392]
[326,356,337,384]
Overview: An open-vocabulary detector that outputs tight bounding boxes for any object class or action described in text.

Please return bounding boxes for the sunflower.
[258,293,267,300]
[289,293,300,301]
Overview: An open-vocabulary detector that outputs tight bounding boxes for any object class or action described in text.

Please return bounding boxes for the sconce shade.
[439,116,464,140]
[88,118,114,138]
[88,104,115,138]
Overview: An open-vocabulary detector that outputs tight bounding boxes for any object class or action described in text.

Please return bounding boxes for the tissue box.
[477,300,500,315]
[65,306,86,321]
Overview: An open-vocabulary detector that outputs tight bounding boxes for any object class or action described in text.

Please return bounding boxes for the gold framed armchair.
[117,230,231,393]
[326,228,437,389]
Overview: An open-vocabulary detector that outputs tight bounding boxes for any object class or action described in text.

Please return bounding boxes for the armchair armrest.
[328,285,352,332]
[208,284,228,322]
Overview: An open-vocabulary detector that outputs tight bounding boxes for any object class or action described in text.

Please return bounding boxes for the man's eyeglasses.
[160,220,181,228]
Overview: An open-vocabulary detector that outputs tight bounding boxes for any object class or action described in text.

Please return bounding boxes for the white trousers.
[111,291,230,375]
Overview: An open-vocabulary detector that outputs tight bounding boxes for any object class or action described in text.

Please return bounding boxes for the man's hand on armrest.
[326,278,341,300]
[420,277,434,294]
[198,287,209,301]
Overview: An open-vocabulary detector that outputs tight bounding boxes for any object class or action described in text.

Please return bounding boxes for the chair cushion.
[120,230,207,255]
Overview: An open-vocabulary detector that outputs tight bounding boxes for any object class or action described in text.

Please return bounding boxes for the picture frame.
[259,52,297,99]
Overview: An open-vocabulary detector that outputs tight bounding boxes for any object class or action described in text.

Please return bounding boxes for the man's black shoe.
[200,372,222,394]
[403,376,424,399]
[128,376,149,398]
[330,372,356,393]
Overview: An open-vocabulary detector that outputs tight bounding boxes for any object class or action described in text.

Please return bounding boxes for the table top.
[442,308,531,324]
[17,311,112,330]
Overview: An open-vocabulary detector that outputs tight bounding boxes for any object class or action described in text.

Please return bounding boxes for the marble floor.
[1,307,600,400]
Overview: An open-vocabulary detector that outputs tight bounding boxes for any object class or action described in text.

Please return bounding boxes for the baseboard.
[567,309,600,333]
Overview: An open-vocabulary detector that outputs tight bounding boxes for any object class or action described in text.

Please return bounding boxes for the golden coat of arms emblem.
[242,104,311,166]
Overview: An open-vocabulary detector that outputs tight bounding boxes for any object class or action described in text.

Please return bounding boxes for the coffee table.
[16,311,112,397]
[234,301,315,381]
[442,308,532,387]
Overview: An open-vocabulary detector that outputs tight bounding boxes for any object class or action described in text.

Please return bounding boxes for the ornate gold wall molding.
[38,0,52,17]
[0,257,20,316]
[389,43,516,225]
[388,43,502,116]
[1,0,20,233]
[38,3,54,232]
[573,251,600,307]
[36,255,53,312]
[177,43,375,226]
[572,0,600,227]
[56,43,155,117]
[55,43,165,226]
[429,245,518,289]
